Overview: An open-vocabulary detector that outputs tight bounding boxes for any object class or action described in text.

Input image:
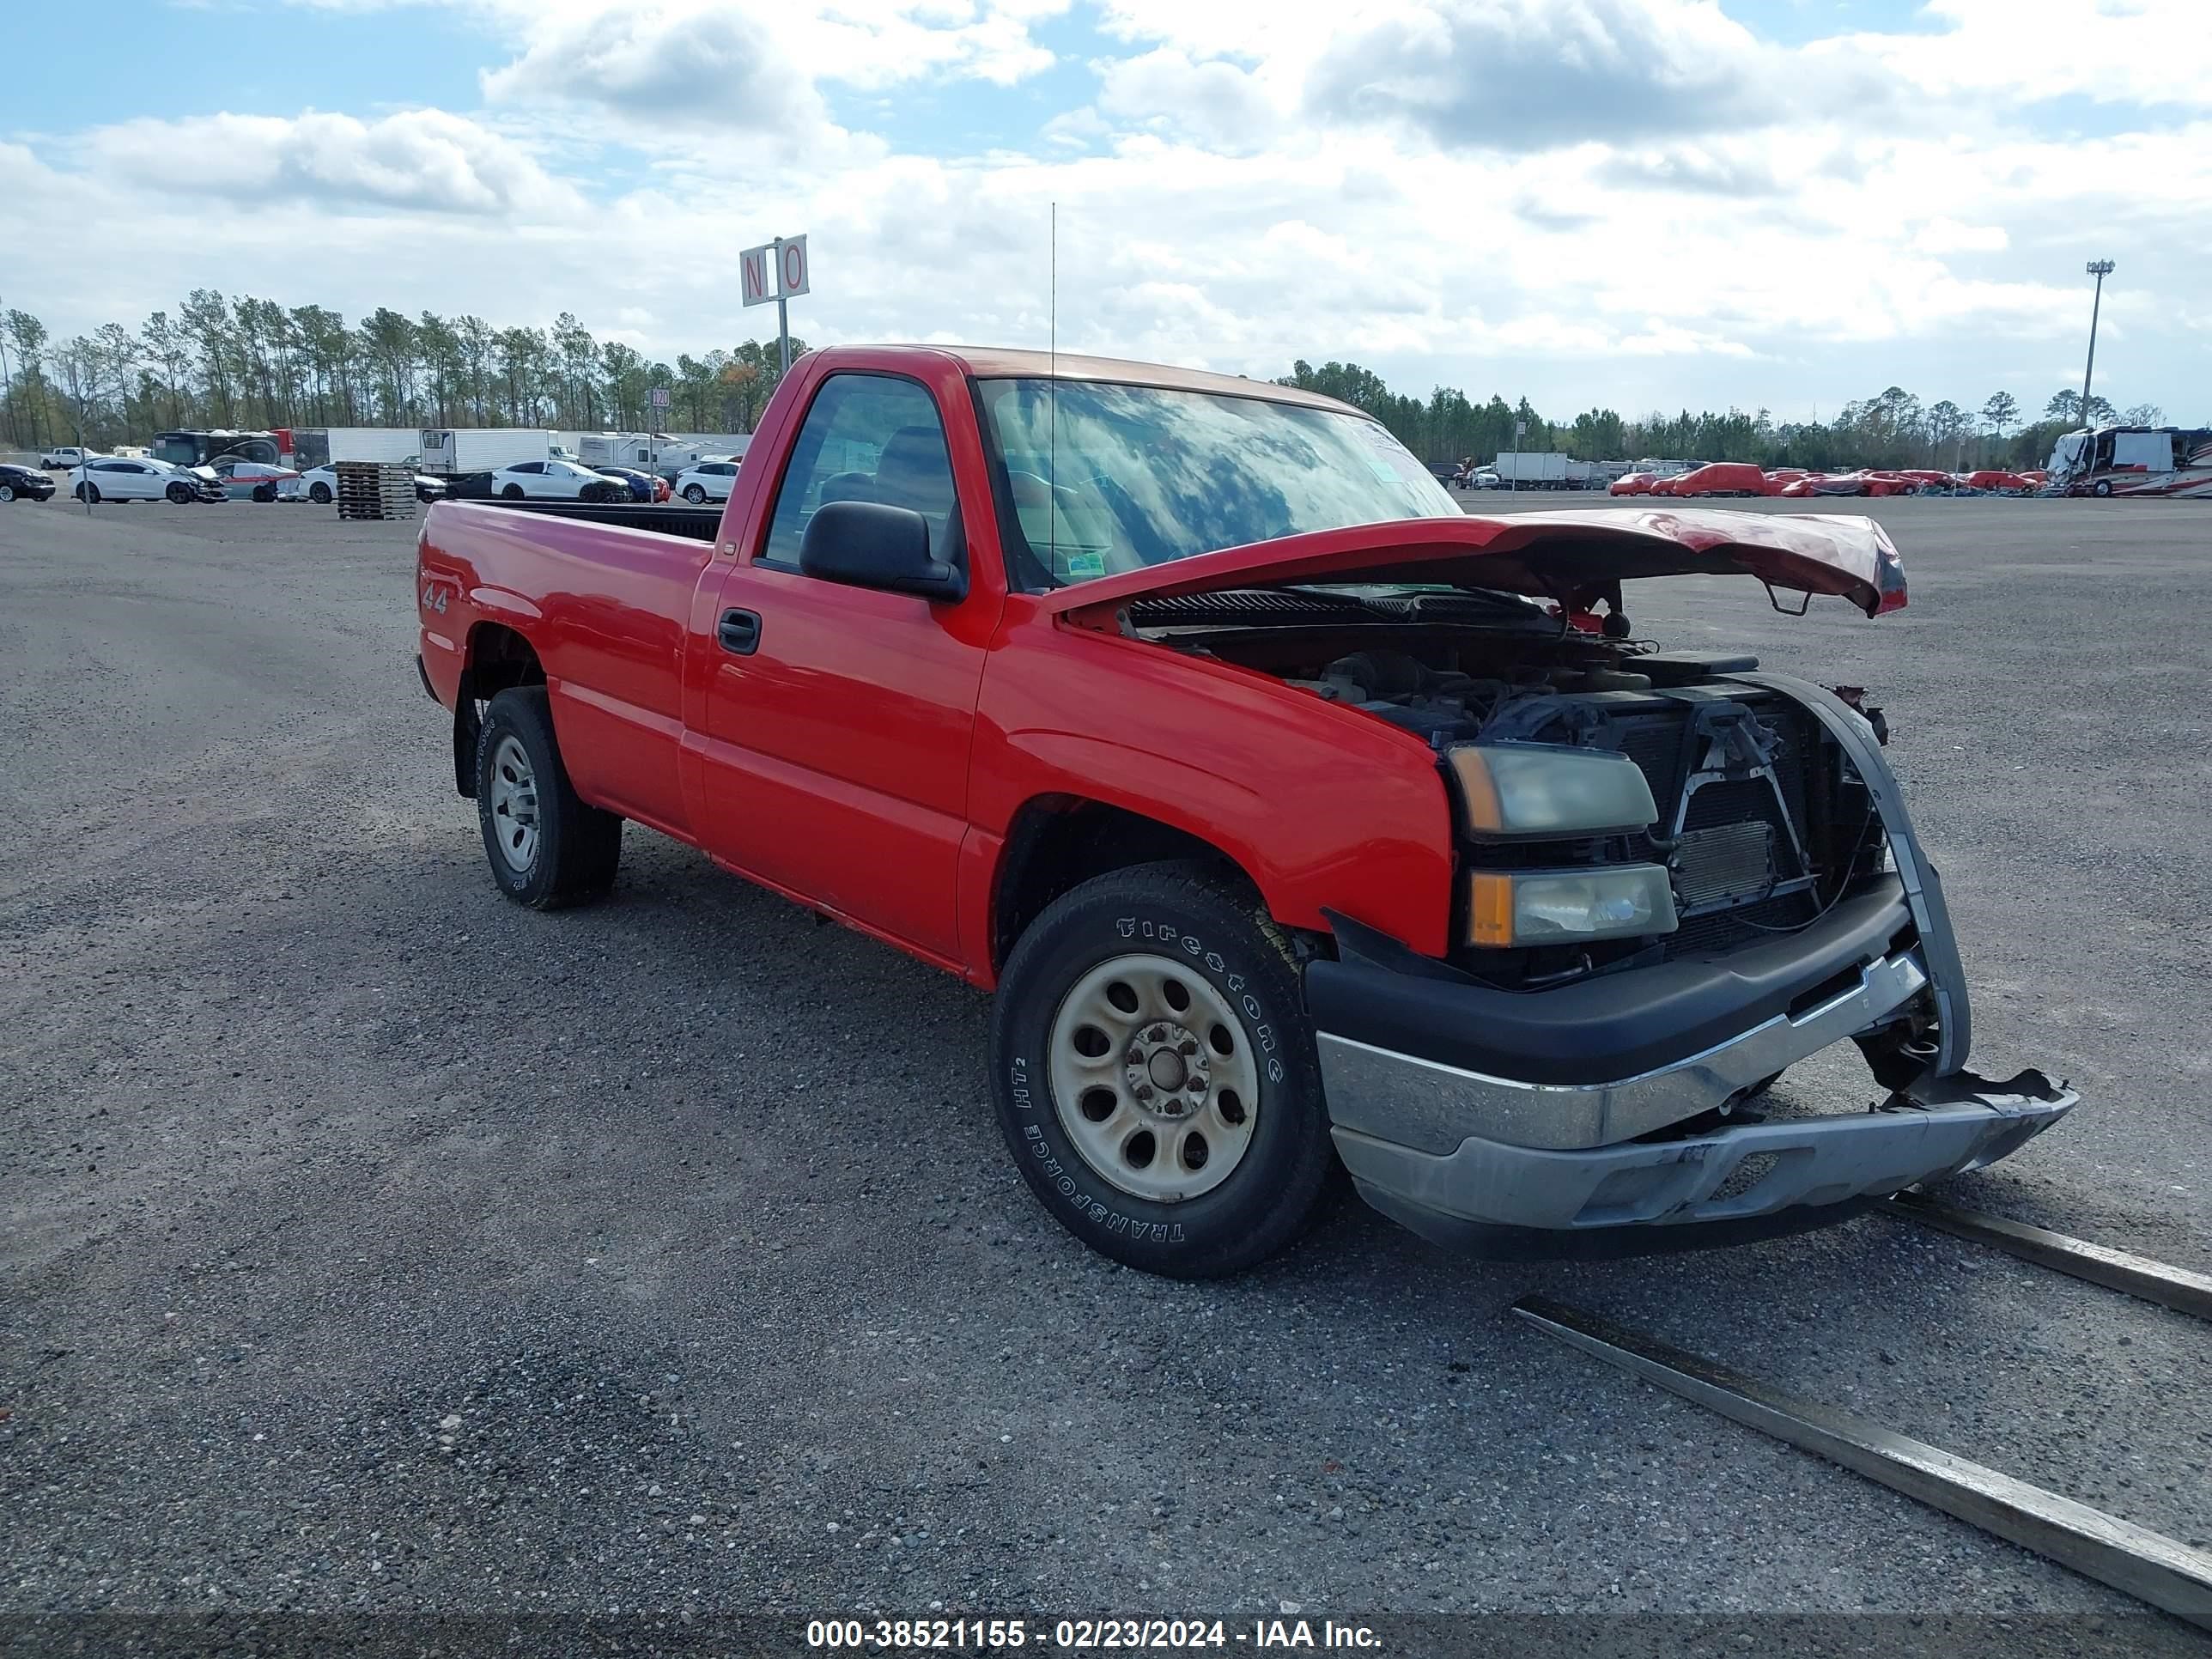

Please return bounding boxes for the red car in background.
[1662,462,1771,497]
[1608,471,1655,495]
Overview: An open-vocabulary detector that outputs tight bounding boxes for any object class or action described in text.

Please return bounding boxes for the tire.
[166,481,193,504]
[252,483,276,503]
[2093,479,2112,497]
[76,483,100,504]
[989,860,1335,1278]
[682,483,707,504]
[474,687,623,909]
[0,485,14,503]
[501,483,525,500]
[309,482,332,505]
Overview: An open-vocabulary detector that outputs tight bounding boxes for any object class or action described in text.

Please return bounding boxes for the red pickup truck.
[415,344,2075,1277]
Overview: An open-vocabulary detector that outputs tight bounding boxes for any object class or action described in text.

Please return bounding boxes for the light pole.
[2081,258,2114,425]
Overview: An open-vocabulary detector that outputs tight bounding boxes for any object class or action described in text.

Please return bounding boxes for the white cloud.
[76,109,580,216]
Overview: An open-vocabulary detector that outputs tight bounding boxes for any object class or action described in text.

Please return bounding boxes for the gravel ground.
[1,489,2208,1631]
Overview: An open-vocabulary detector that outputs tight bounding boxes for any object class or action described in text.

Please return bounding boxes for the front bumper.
[1334,1069,2076,1255]
[1306,670,2078,1254]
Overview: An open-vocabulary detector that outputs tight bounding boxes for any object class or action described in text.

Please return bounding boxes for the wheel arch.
[988,794,1313,977]
[452,621,546,796]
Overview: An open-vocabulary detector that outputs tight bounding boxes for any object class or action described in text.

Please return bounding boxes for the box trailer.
[1493,452,1570,489]
[293,428,422,470]
[418,428,561,477]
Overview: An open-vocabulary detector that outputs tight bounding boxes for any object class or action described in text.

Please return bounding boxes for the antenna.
[1048,200,1058,568]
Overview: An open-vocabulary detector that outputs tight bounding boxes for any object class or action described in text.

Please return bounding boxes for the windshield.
[975,378,1460,589]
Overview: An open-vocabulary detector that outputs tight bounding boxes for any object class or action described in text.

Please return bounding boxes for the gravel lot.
[2,488,2208,1632]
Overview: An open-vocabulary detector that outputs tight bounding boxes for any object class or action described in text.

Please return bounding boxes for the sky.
[4,0,2207,424]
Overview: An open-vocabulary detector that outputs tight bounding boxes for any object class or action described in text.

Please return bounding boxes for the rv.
[2046,426,2212,498]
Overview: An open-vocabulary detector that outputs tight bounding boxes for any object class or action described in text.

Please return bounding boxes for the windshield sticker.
[1062,551,1107,579]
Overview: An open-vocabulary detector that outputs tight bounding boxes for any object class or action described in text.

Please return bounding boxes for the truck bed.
[461,498,724,541]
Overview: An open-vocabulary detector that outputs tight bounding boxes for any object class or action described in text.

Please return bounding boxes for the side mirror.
[799,501,966,603]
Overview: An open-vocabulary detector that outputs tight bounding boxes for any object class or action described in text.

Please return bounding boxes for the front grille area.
[1614,693,1829,957]
[1674,819,1774,909]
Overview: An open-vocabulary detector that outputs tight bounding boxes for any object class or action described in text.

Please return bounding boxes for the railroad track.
[1515,1192,2212,1631]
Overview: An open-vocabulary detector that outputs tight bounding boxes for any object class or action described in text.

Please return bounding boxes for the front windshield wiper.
[1281,584,1545,617]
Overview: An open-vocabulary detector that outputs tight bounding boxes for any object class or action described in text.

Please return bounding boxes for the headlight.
[1467,866,1678,947]
[1446,744,1658,838]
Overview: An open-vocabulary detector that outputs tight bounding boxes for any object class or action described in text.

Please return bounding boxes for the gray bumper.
[1337,1069,2078,1249]
[1317,942,1934,1152]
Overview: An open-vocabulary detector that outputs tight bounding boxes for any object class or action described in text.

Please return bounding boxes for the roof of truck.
[814,344,1363,416]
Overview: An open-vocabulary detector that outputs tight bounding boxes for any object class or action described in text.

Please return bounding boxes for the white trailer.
[1493,452,1570,489]
[578,431,664,468]
[653,434,750,467]
[293,428,422,470]
[418,428,561,476]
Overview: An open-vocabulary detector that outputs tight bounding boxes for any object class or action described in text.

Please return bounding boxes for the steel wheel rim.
[1046,951,1261,1202]
[487,734,541,872]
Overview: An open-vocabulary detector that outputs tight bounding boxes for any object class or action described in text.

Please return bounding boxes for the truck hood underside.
[1047,508,1907,624]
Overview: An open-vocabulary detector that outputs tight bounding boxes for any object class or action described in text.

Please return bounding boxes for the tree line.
[0,292,806,449]
[0,289,2178,472]
[1279,359,2171,474]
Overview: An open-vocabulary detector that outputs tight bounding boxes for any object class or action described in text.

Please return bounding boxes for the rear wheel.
[989,860,1335,1278]
[2093,479,2113,497]
[474,687,623,909]
[0,484,15,503]
[76,483,100,504]
[501,483,525,500]
[682,483,707,504]
[309,482,332,505]
[252,483,276,502]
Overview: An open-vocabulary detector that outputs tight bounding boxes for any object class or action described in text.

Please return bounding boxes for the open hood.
[1046,507,1907,626]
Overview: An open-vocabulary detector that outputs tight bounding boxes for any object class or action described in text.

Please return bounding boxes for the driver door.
[689,368,1005,965]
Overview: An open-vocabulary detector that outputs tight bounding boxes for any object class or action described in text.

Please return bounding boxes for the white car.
[210,458,301,502]
[284,464,448,506]
[674,459,740,504]
[41,446,91,470]
[490,459,630,501]
[70,456,224,504]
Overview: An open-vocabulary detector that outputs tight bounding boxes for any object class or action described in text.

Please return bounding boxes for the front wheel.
[252,483,276,502]
[475,687,623,909]
[501,483,525,500]
[76,483,100,504]
[989,860,1335,1278]
[309,482,332,505]
[2093,479,2113,497]
[166,481,194,504]
[682,483,707,504]
[0,484,15,503]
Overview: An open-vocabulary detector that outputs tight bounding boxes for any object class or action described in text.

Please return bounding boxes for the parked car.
[591,464,671,503]
[0,461,58,502]
[210,457,301,502]
[412,342,2075,1279]
[489,459,632,502]
[70,456,224,504]
[1660,462,1770,497]
[1608,471,1655,496]
[286,464,448,505]
[40,446,91,470]
[674,459,741,504]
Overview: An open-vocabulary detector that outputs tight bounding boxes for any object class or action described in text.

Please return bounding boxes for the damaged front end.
[1305,669,2077,1255]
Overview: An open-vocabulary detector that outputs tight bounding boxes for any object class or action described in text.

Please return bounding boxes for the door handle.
[718,608,762,655]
